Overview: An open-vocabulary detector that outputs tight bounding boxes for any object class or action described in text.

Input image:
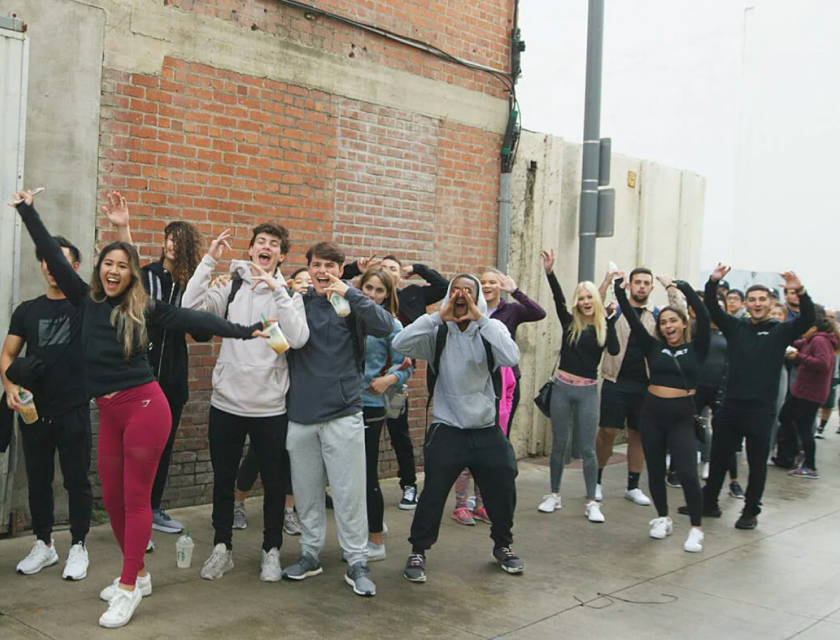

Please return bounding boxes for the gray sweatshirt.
[392,276,520,429]
[287,285,394,425]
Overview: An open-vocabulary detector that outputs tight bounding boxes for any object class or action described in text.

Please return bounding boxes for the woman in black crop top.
[13,191,264,629]
[615,274,710,553]
[537,250,619,522]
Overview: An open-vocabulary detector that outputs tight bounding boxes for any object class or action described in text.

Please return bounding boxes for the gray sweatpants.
[549,378,599,499]
[287,413,369,566]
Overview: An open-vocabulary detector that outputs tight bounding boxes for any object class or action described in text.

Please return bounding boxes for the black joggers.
[386,402,416,489]
[409,424,517,552]
[208,407,286,551]
[19,404,93,545]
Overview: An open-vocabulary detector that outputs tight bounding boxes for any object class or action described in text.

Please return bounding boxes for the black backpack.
[426,326,502,428]
[224,275,245,320]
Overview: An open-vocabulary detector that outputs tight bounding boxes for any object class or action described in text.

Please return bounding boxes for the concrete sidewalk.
[3,428,840,640]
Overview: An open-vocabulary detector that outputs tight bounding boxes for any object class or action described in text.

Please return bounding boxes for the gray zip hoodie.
[182,255,309,417]
[392,274,520,429]
[286,284,394,425]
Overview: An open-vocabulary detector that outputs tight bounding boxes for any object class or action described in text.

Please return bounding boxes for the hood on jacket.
[444,273,488,319]
[796,330,840,353]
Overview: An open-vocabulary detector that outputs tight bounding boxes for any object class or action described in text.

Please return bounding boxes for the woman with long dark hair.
[11,190,265,628]
[614,272,710,553]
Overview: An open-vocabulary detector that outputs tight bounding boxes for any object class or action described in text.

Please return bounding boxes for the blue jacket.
[363,317,413,407]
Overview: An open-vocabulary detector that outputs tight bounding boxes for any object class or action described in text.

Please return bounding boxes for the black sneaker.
[403,553,426,583]
[666,471,681,488]
[729,481,745,499]
[735,512,757,530]
[493,547,524,574]
[399,485,418,511]
[677,504,722,518]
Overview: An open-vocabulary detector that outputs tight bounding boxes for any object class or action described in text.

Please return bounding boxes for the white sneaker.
[649,516,674,539]
[98,585,142,628]
[100,573,152,602]
[684,528,704,553]
[367,541,386,562]
[382,522,388,537]
[585,502,605,523]
[260,547,282,582]
[701,462,710,480]
[63,542,89,580]
[16,539,59,575]
[595,484,603,501]
[200,543,234,580]
[625,488,652,506]
[538,493,561,513]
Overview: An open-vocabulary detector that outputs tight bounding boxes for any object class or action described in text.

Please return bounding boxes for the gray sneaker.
[233,502,247,530]
[345,562,376,597]
[282,553,323,581]
[283,509,301,536]
[151,509,183,534]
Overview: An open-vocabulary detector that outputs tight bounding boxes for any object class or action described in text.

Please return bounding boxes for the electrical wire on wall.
[273,0,523,170]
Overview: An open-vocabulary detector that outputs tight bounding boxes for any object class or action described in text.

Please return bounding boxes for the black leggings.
[640,393,703,527]
[236,425,293,496]
[778,395,821,470]
[364,406,387,534]
[150,386,184,510]
[385,402,416,488]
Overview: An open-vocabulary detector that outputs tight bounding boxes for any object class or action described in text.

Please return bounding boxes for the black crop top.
[614,279,710,389]
[547,272,619,379]
[17,202,260,399]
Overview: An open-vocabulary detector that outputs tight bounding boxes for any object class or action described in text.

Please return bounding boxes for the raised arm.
[546,272,573,328]
[328,277,393,338]
[783,272,816,340]
[101,191,132,245]
[678,281,710,360]
[704,263,738,335]
[391,313,438,361]
[410,264,449,307]
[14,199,88,302]
[147,300,260,340]
[502,273,547,324]
[605,314,620,356]
[614,278,658,352]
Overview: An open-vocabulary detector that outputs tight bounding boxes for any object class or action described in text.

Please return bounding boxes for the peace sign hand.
[209,229,233,262]
[252,264,280,291]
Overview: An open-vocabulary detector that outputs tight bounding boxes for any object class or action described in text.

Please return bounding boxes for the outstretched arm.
[678,281,710,360]
[410,264,450,307]
[605,314,620,356]
[704,265,738,335]
[391,313,438,361]
[147,300,261,340]
[614,278,657,352]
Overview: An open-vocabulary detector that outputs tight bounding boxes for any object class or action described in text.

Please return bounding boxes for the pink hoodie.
[499,366,517,436]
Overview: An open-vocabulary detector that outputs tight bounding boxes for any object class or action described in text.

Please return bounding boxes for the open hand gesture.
[325,273,349,298]
[498,274,517,294]
[252,264,280,291]
[208,229,233,262]
[101,191,129,228]
[710,263,731,282]
[541,249,555,274]
[780,271,803,292]
[462,289,483,322]
[357,254,379,272]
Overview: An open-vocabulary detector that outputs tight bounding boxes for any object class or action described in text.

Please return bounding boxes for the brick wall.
[89,1,507,507]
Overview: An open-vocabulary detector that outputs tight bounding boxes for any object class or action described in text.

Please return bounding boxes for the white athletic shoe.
[595,484,603,502]
[684,528,704,553]
[585,502,605,523]
[100,573,152,602]
[260,548,282,582]
[625,488,652,506]
[538,494,562,513]
[367,541,387,562]
[649,516,674,539]
[16,539,59,575]
[98,585,142,628]
[62,542,89,580]
[701,462,710,480]
[200,543,234,580]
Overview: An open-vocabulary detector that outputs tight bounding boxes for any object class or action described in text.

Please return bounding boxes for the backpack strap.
[425,324,449,410]
[224,275,244,320]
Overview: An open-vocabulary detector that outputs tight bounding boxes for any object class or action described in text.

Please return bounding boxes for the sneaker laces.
[205,547,229,571]
[157,509,171,522]
[496,547,518,560]
[407,553,425,567]
[67,543,86,562]
[105,587,134,616]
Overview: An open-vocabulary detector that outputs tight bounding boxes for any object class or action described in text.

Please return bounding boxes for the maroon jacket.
[488,289,547,378]
[792,331,839,404]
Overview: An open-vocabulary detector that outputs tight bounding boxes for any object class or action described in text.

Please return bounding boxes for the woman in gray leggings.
[538,250,619,522]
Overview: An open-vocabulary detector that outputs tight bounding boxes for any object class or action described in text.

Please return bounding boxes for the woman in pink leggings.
[12,190,264,628]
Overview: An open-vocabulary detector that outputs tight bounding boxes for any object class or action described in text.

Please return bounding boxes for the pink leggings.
[96,382,170,586]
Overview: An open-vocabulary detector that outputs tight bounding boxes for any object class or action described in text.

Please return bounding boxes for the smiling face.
[41,248,79,289]
[308,254,343,296]
[361,274,388,306]
[99,249,133,298]
[163,233,177,263]
[380,258,402,289]
[575,285,596,318]
[248,232,285,275]
[658,309,687,346]
[747,289,771,322]
[449,277,478,320]
[290,270,312,293]
[479,271,502,306]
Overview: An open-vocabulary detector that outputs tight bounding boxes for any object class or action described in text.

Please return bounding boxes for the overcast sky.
[517,0,837,303]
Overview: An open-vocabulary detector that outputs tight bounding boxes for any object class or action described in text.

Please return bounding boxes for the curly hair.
[162,221,203,288]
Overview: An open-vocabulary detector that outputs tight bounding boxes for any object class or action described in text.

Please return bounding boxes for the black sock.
[819,419,828,431]
[628,472,641,491]
[411,546,426,555]
[597,468,604,484]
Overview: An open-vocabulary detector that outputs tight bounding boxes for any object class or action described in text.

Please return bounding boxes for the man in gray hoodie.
[392,275,523,583]
[281,242,393,597]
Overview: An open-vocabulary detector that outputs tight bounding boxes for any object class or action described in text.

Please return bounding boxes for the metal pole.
[578,0,604,283]
[497,172,512,274]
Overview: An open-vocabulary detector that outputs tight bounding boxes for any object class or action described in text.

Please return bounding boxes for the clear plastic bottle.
[330,292,351,317]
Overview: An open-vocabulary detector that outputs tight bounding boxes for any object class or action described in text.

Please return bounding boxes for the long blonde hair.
[568,281,607,346]
[90,242,149,360]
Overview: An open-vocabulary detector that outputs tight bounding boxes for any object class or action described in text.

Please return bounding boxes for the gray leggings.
[549,378,599,499]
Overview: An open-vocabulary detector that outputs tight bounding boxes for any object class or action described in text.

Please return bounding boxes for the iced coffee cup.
[330,292,351,317]
[265,321,290,355]
[176,531,194,568]
[18,390,39,425]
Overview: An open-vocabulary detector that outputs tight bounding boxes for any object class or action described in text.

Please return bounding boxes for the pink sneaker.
[471,506,492,524]
[451,507,476,526]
